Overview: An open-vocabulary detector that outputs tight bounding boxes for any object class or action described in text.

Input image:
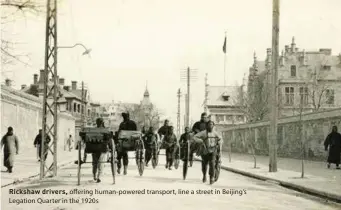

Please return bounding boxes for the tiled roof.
[207,85,242,107]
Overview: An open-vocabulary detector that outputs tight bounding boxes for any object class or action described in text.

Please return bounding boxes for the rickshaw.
[182,137,222,183]
[159,138,180,170]
[151,135,160,168]
[117,130,145,176]
[77,127,116,185]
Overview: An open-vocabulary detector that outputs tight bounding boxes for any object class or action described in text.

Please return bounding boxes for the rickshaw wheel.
[136,140,145,176]
[183,160,188,180]
[110,140,116,184]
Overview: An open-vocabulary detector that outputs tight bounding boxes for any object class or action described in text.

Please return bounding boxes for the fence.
[218,108,341,161]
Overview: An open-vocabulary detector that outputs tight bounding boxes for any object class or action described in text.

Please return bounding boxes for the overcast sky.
[2,0,341,126]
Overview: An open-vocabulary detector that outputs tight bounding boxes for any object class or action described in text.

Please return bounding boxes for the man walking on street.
[117,112,137,175]
[67,135,73,152]
[324,125,341,169]
[163,126,178,170]
[1,127,19,173]
[144,126,158,167]
[34,129,51,162]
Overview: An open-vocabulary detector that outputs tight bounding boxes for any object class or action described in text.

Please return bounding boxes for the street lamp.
[57,43,92,57]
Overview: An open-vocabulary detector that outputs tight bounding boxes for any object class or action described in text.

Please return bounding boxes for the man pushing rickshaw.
[191,120,222,185]
[116,112,137,175]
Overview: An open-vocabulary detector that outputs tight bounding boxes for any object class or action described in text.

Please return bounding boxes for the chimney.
[59,78,65,86]
[21,84,27,90]
[39,69,45,83]
[5,79,12,87]
[71,81,77,90]
[280,50,285,66]
[33,74,38,84]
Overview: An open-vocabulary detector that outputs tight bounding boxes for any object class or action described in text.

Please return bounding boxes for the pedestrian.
[179,127,191,161]
[67,135,73,152]
[192,121,222,184]
[158,120,169,141]
[34,129,51,161]
[324,125,341,169]
[1,127,19,173]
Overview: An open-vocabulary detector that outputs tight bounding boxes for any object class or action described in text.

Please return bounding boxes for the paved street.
[2,152,340,210]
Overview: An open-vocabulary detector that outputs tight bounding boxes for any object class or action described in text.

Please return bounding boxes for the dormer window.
[222,92,230,101]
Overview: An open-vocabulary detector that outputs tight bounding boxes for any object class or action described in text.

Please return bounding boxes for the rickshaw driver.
[117,112,137,175]
[189,112,209,167]
[179,127,191,161]
[163,126,178,170]
[90,118,113,183]
[158,120,169,141]
[192,120,222,185]
[143,126,158,167]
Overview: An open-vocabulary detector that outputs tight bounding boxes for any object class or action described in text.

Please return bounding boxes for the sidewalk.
[197,152,341,203]
[1,145,76,187]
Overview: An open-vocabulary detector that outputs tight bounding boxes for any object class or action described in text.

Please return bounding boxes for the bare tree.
[236,76,270,123]
[122,103,162,130]
[1,0,44,68]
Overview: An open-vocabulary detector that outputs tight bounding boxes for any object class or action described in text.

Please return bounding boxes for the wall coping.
[1,85,42,103]
[1,85,75,121]
[220,108,341,131]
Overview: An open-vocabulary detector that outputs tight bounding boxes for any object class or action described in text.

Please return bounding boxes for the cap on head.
[201,112,207,117]
[8,127,13,132]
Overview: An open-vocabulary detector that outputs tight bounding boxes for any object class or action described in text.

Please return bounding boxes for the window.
[299,87,308,105]
[88,109,91,116]
[326,89,335,104]
[216,115,224,122]
[73,103,76,112]
[81,105,84,114]
[284,87,294,105]
[77,104,80,113]
[290,65,296,77]
[323,65,331,70]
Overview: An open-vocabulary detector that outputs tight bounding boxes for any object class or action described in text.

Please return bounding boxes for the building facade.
[206,85,246,130]
[248,37,341,118]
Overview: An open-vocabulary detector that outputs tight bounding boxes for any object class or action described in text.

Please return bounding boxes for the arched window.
[74,103,77,112]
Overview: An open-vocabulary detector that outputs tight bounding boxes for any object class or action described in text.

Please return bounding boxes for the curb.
[194,158,341,204]
[1,160,74,188]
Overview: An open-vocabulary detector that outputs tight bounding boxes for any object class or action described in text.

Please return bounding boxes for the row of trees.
[123,103,163,130]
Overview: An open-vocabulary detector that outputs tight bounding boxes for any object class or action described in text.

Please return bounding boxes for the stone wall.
[1,85,76,151]
[219,108,341,161]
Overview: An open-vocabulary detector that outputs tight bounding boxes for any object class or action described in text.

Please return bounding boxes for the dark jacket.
[324,131,341,164]
[192,120,207,134]
[158,125,169,136]
[118,120,137,131]
[34,134,51,146]
[180,133,191,144]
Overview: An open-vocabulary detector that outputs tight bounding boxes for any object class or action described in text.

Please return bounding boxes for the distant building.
[21,70,100,141]
[248,37,341,117]
[206,85,246,129]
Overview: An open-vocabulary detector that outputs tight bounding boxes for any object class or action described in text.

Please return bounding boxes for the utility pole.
[269,0,280,172]
[177,88,181,136]
[204,73,208,113]
[180,67,197,128]
[81,81,86,128]
[40,0,58,179]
